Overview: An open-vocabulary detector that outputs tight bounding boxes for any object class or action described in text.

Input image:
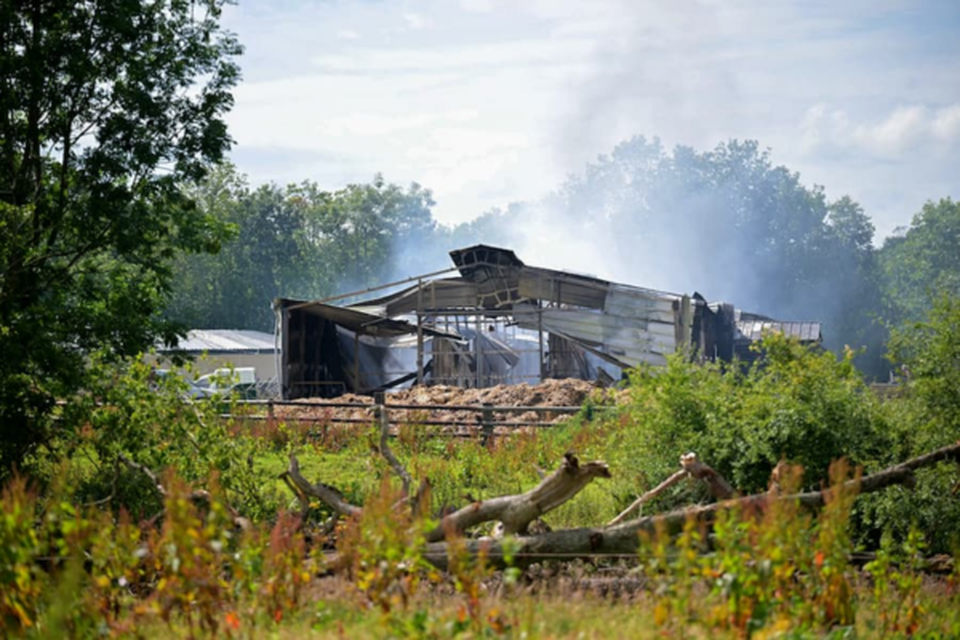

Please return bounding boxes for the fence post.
[481,403,494,448]
[374,392,388,436]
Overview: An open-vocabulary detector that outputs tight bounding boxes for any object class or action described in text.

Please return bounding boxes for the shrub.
[616,333,890,507]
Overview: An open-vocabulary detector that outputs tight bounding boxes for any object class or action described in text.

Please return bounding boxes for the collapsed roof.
[276,244,821,399]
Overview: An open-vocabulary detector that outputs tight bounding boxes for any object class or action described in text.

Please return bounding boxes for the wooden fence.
[222,392,590,439]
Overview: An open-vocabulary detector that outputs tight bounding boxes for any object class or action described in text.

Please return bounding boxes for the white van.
[195,367,257,399]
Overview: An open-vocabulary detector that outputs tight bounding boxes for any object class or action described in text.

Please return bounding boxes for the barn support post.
[538,303,545,383]
[416,278,424,386]
[353,332,361,393]
[475,314,483,389]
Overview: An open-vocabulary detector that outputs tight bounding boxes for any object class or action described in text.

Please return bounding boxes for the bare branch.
[282,454,362,518]
[82,456,121,508]
[680,452,736,500]
[607,468,687,526]
[411,478,433,518]
[607,452,735,526]
[118,453,249,530]
[118,453,167,497]
[377,405,412,498]
[280,472,313,528]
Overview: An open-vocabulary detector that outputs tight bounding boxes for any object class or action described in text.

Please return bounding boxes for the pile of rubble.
[273,378,625,428]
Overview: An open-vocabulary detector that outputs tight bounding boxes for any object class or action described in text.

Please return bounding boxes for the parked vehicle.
[152,368,210,399]
[194,367,257,400]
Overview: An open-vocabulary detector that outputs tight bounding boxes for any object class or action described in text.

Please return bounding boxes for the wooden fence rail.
[222,394,600,439]
[234,398,583,414]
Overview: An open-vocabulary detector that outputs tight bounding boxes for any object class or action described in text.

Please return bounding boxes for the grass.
[84,577,960,639]
[251,414,626,531]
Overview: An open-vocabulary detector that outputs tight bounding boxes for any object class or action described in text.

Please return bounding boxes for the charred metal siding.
[513,285,686,369]
[735,321,822,342]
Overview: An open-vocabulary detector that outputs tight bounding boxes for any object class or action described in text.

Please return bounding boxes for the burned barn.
[274,245,821,399]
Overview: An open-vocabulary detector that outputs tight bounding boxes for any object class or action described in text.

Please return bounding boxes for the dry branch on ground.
[607,452,734,525]
[282,430,960,572]
[281,450,611,542]
[422,440,960,570]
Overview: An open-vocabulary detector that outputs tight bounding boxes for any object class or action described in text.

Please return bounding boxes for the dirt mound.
[273,378,622,429]
[397,378,598,408]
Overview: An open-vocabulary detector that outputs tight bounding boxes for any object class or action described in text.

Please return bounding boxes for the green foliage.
[3,329,960,635]
[338,478,433,619]
[0,0,241,476]
[856,293,960,553]
[3,288,960,636]
[167,169,447,331]
[53,355,278,520]
[864,527,928,636]
[888,293,960,440]
[0,465,321,637]
[639,461,864,637]
[0,477,45,632]
[619,333,889,498]
[144,475,236,635]
[880,198,960,326]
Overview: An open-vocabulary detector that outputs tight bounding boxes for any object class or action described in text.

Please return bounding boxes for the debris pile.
[273,378,624,428]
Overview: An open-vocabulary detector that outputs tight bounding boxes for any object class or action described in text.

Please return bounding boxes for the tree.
[165,162,246,329]
[888,293,960,440]
[325,175,439,288]
[538,137,886,373]
[880,198,960,326]
[816,196,889,375]
[0,0,241,475]
[166,174,448,331]
[223,184,307,330]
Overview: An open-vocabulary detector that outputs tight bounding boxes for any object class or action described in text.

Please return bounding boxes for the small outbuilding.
[151,329,278,393]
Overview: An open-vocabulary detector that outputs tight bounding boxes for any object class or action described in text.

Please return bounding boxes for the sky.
[221,0,960,241]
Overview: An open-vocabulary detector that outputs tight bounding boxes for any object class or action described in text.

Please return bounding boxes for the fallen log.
[282,450,610,542]
[422,440,960,571]
[425,452,610,542]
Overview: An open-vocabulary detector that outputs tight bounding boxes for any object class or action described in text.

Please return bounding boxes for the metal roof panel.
[164,329,276,353]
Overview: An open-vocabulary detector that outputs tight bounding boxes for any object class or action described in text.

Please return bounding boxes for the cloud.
[221,0,960,235]
[801,103,960,157]
[932,105,960,141]
[311,39,593,75]
[459,0,496,12]
[866,106,930,154]
[403,13,430,30]
[321,111,479,138]
[228,99,481,148]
